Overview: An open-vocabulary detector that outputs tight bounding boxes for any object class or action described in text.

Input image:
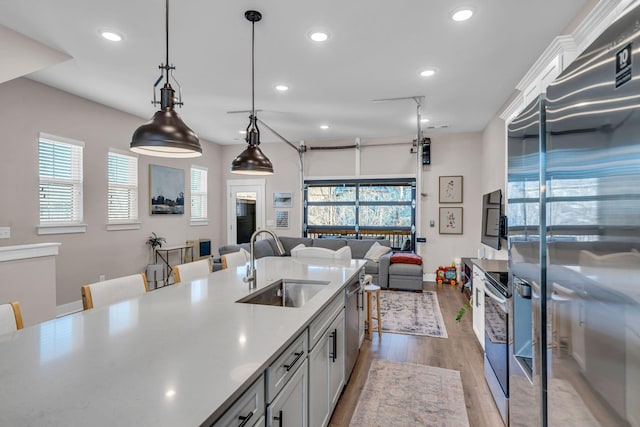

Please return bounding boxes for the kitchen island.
[0,256,366,426]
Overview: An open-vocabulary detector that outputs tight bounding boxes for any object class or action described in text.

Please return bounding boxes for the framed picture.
[439,207,463,234]
[273,192,292,207]
[275,210,289,229]
[439,176,463,203]
[149,164,185,215]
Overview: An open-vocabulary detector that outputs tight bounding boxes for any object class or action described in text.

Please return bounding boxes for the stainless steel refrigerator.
[508,5,640,426]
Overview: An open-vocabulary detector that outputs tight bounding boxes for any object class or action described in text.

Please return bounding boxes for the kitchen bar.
[0,257,365,426]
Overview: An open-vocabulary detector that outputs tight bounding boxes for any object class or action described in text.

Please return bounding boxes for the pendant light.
[230,10,274,175]
[130,0,202,158]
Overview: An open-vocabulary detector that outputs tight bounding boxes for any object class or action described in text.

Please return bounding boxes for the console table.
[154,244,193,285]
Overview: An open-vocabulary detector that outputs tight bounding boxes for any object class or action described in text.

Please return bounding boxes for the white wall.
[0,77,223,305]
[221,133,485,278]
[480,115,508,260]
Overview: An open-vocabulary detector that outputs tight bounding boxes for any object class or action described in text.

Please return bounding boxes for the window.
[38,133,85,235]
[304,178,416,250]
[108,150,139,229]
[190,166,208,225]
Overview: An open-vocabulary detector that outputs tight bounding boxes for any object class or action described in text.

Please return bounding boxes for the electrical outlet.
[0,227,10,239]
[99,275,106,281]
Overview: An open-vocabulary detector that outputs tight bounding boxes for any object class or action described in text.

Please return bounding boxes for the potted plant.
[145,232,166,289]
[146,232,166,253]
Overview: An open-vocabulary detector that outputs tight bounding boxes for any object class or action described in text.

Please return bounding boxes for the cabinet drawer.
[266,332,308,403]
[212,375,264,427]
[309,294,345,350]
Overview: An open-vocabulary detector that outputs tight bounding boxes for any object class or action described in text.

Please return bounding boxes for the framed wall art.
[149,164,185,215]
[439,207,463,234]
[275,210,290,229]
[439,175,463,203]
[273,192,292,207]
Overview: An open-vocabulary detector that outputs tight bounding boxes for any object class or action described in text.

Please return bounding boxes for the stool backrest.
[82,274,149,310]
[173,258,211,283]
[0,301,23,334]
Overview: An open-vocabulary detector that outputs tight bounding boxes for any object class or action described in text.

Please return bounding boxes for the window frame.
[304,178,416,250]
[190,165,208,226]
[107,149,140,231]
[37,132,87,235]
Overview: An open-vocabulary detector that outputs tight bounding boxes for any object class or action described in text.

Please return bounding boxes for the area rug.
[379,290,448,338]
[349,359,470,427]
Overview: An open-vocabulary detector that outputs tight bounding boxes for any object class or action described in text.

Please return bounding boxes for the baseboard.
[56,300,83,317]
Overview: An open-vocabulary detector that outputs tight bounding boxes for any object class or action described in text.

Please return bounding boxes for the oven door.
[484,278,509,397]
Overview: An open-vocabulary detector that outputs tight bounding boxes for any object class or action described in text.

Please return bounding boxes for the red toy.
[436,264,457,285]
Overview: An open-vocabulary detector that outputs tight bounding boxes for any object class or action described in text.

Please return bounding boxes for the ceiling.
[0,0,591,146]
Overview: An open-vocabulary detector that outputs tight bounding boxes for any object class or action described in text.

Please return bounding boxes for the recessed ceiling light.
[239,130,247,135]
[100,30,123,42]
[421,118,430,123]
[274,84,289,92]
[419,69,436,77]
[309,32,329,42]
[320,124,329,130]
[451,8,474,22]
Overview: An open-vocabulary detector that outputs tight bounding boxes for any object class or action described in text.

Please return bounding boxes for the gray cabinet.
[267,359,308,427]
[211,375,264,427]
[309,309,345,427]
[472,265,485,349]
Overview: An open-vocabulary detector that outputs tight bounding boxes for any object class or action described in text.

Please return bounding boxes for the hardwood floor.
[329,282,504,427]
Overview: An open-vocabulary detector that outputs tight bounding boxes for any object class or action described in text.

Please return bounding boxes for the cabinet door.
[268,360,307,427]
[328,310,345,410]
[472,266,485,349]
[211,375,264,427]
[309,332,330,427]
[358,289,365,347]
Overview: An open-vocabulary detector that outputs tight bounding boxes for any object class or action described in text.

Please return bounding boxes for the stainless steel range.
[484,270,510,425]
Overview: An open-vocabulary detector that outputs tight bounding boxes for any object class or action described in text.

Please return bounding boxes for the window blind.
[39,136,84,224]
[191,166,208,220]
[108,151,138,222]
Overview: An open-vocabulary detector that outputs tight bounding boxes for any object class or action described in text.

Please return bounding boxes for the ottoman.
[388,262,423,291]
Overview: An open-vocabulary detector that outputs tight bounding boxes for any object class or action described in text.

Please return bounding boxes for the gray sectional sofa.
[218,236,405,288]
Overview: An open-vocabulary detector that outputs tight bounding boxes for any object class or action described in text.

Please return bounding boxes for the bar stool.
[363,275,382,339]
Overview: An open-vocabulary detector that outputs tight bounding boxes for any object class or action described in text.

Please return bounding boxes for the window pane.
[108,152,137,223]
[190,167,207,220]
[307,206,356,226]
[308,185,356,202]
[39,137,83,224]
[359,185,412,202]
[359,206,412,227]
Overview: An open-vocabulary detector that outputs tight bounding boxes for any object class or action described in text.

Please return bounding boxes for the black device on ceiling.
[421,137,431,165]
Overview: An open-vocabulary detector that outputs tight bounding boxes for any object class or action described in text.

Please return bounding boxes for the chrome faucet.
[244,228,285,289]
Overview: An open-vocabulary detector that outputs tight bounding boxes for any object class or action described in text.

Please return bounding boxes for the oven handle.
[484,280,507,305]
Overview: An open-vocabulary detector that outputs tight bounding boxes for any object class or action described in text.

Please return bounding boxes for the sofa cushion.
[390,252,423,265]
[279,237,312,256]
[364,242,392,261]
[291,245,352,260]
[253,239,277,258]
[312,239,347,251]
[218,243,250,256]
[389,262,423,276]
[347,239,390,259]
[364,259,380,275]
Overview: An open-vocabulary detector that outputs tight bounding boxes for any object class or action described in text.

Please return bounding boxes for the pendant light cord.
[165,0,170,82]
[251,19,255,119]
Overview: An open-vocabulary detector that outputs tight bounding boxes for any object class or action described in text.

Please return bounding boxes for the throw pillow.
[363,242,391,261]
[390,252,423,265]
[239,247,250,261]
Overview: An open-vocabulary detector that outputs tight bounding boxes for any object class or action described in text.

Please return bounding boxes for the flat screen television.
[481,189,505,250]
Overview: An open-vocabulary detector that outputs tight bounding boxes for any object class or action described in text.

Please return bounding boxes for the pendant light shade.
[230,10,274,175]
[130,0,202,158]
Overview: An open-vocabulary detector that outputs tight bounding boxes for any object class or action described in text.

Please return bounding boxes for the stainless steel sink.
[237,279,330,308]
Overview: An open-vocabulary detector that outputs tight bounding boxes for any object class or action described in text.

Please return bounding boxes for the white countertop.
[0,256,365,426]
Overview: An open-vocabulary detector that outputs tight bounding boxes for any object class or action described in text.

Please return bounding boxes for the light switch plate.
[0,227,10,239]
